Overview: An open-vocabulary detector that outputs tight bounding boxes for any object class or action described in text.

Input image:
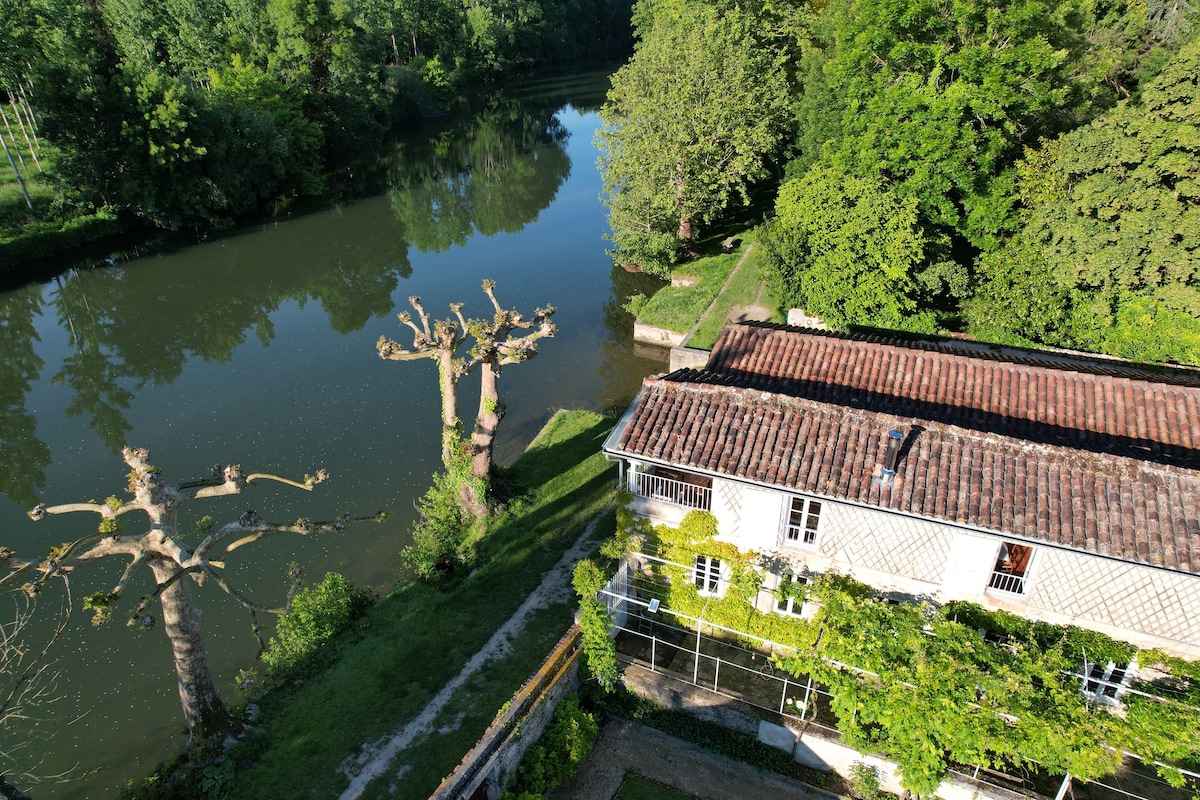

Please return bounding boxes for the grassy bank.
[218,410,618,799]
[628,252,740,334]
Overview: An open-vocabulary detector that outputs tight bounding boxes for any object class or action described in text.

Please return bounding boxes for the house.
[602,322,1200,661]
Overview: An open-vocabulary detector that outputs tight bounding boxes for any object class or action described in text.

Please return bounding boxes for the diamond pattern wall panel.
[1029,550,1200,645]
[819,503,953,585]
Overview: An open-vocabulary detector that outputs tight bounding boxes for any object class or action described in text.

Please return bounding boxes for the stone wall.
[430,625,582,800]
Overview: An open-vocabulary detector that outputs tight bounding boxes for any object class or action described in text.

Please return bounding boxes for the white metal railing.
[987,570,1027,595]
[629,472,711,510]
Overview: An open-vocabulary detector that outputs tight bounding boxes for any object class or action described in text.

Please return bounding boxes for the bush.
[505,694,599,797]
[261,572,373,680]
[402,463,480,582]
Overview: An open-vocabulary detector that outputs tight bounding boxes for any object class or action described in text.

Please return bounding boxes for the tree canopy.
[970,36,1200,363]
[596,2,789,275]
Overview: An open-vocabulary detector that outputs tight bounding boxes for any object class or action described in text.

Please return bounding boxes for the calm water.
[0,69,666,798]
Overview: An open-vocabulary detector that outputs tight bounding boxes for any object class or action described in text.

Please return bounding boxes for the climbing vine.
[572,559,620,692]
[613,510,1200,794]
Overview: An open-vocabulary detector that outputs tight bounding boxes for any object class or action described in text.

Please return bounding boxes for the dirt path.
[336,508,610,800]
[553,719,836,800]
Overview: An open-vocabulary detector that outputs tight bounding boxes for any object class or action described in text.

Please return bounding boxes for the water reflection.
[0,68,671,799]
[0,286,49,508]
[387,98,572,252]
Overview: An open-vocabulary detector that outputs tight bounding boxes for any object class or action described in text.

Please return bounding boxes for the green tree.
[760,164,938,332]
[795,0,1078,250]
[970,37,1200,364]
[2,448,383,739]
[596,4,789,275]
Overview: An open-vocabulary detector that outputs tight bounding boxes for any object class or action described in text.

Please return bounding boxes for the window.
[784,497,822,547]
[693,555,722,595]
[1083,659,1137,705]
[987,542,1034,595]
[775,569,808,616]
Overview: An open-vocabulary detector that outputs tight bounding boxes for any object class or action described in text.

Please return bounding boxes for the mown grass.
[686,239,786,350]
[223,410,619,800]
[632,252,741,334]
[614,773,698,800]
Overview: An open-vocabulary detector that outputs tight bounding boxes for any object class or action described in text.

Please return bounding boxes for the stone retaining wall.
[430,625,582,800]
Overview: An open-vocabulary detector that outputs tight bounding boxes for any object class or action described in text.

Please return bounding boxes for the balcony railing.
[987,570,1027,595]
[629,472,711,511]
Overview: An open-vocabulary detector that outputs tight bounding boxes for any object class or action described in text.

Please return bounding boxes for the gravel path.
[336,508,610,799]
[553,719,835,800]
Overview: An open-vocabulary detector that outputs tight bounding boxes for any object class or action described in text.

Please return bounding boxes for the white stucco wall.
[685,474,1200,658]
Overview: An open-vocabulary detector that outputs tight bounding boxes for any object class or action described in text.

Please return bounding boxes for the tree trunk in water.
[148,558,231,739]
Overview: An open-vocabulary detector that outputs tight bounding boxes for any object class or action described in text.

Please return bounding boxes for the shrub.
[505,694,599,797]
[402,462,481,582]
[261,572,373,680]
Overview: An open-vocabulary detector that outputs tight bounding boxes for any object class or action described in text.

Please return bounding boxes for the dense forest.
[597,0,1200,365]
[0,0,632,242]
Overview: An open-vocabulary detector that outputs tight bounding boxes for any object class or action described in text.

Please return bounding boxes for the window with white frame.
[784,496,822,547]
[693,555,722,596]
[775,569,808,616]
[1083,658,1137,706]
[987,542,1034,596]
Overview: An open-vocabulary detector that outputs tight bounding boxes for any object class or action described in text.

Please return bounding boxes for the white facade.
[624,460,1200,659]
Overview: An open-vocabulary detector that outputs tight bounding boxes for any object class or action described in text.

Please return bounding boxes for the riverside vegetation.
[118,410,619,800]
[0,0,634,269]
[597,0,1200,365]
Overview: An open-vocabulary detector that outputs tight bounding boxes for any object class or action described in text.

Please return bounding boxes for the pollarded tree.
[377,281,555,515]
[377,295,473,466]
[465,280,556,491]
[596,4,789,275]
[0,446,384,739]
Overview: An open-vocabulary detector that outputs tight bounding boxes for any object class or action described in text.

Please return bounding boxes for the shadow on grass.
[220,410,620,800]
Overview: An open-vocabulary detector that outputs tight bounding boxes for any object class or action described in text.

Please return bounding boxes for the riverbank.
[122,409,619,800]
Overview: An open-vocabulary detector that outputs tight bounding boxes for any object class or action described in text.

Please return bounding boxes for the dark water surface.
[0,69,666,798]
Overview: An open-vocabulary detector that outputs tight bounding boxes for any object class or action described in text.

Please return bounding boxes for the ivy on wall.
[612,509,1200,795]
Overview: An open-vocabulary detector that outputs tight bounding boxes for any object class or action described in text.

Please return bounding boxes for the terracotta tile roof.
[609,324,1200,575]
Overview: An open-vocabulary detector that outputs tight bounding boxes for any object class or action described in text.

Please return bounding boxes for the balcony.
[629,469,712,511]
[987,570,1027,595]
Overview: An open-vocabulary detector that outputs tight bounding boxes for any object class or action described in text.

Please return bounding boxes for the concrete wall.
[633,321,687,347]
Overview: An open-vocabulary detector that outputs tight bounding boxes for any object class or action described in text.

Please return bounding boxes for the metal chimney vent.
[873,430,906,487]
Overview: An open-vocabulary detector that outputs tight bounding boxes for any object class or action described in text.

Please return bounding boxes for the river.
[0,68,666,799]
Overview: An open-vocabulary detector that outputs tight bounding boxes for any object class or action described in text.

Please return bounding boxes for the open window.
[629,464,712,511]
[693,555,723,596]
[987,542,1034,595]
[783,497,822,547]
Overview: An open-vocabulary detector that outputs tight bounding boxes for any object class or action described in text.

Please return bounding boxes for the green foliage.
[597,4,789,274]
[971,36,1200,364]
[401,455,483,582]
[761,164,939,332]
[505,694,599,796]
[620,514,1200,794]
[572,559,620,692]
[260,572,373,681]
[848,762,883,800]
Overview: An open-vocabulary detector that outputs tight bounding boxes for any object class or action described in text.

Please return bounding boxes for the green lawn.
[222,410,620,800]
[633,252,741,334]
[615,773,697,800]
[687,240,784,350]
